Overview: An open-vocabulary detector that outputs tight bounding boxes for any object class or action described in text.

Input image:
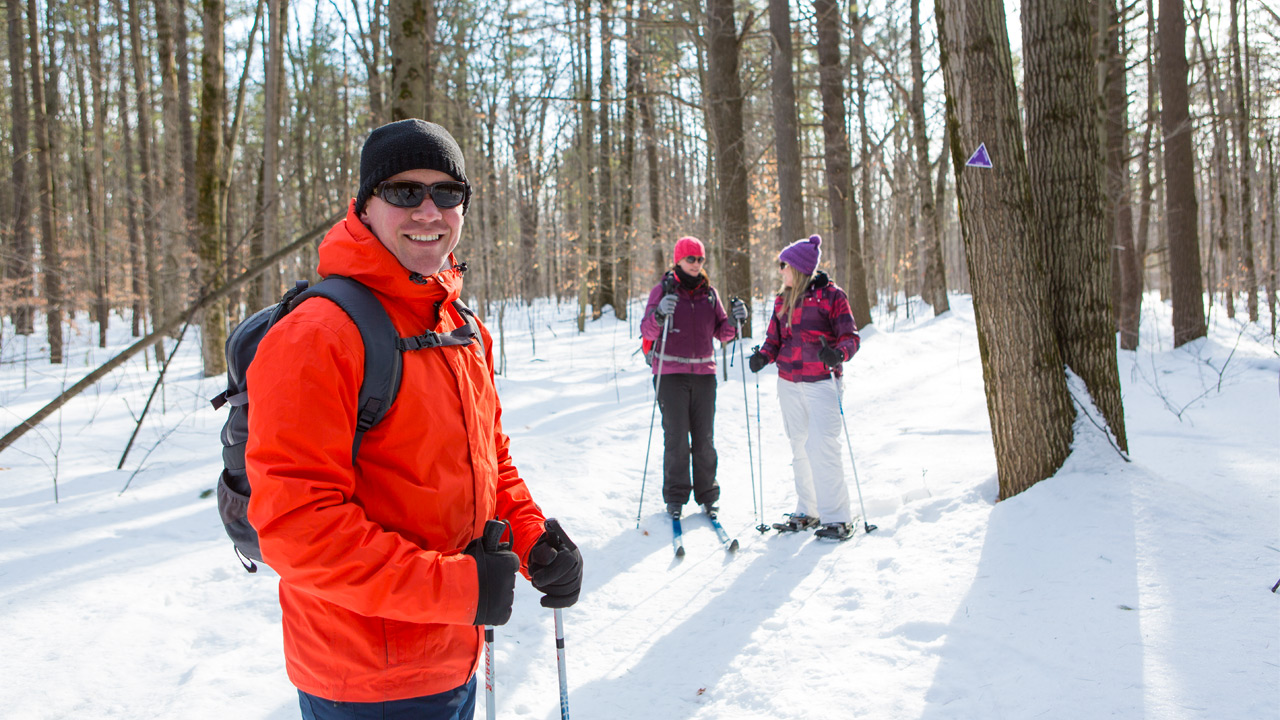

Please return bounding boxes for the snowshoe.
[666,503,683,519]
[815,522,854,541]
[701,503,719,519]
[772,513,820,533]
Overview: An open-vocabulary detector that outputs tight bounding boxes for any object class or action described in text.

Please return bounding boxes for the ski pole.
[554,608,570,719]
[753,346,766,533]
[826,355,876,535]
[481,520,508,720]
[637,311,672,527]
[733,309,767,534]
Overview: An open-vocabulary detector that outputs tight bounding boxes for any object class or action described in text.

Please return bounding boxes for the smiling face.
[359,168,464,276]
[676,254,705,277]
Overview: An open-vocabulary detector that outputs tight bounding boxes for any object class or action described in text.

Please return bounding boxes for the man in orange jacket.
[246,119,583,720]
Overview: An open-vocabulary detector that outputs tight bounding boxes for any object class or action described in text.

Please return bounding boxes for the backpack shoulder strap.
[293,276,402,458]
[450,299,485,359]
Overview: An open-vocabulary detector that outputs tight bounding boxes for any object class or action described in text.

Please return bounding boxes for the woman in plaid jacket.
[749,235,861,541]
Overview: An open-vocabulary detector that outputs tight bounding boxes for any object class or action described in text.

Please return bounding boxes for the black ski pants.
[655,373,720,508]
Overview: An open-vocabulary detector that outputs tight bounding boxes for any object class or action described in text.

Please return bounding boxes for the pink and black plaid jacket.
[758,272,861,383]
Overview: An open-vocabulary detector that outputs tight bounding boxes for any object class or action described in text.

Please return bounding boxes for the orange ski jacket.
[246,202,546,702]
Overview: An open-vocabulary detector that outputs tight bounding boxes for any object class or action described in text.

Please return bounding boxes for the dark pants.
[298,677,477,720]
[656,373,720,507]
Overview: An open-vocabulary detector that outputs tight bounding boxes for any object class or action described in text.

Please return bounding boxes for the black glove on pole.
[748,351,768,373]
[818,337,843,370]
[528,518,583,608]
[466,520,519,626]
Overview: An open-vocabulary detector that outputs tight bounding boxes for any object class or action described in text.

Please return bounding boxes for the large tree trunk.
[1105,0,1141,351]
[814,0,872,329]
[1024,0,1127,450]
[912,0,948,314]
[1158,0,1206,346]
[638,0,662,278]
[196,0,228,377]
[595,0,619,319]
[1268,136,1278,337]
[936,0,1074,499]
[769,0,804,247]
[704,0,752,334]
[250,0,287,310]
[111,0,144,337]
[1228,0,1257,322]
[389,0,432,120]
[6,0,34,335]
[155,0,187,318]
[87,0,110,347]
[851,2,876,307]
[129,0,167,363]
[27,0,63,363]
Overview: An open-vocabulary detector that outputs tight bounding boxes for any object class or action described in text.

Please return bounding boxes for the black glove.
[729,297,748,323]
[654,293,678,320]
[818,338,843,370]
[748,351,768,373]
[528,518,583,609]
[464,526,520,626]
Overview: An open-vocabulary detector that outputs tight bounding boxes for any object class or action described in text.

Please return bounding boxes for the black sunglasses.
[373,180,468,210]
[778,261,788,269]
[682,256,706,264]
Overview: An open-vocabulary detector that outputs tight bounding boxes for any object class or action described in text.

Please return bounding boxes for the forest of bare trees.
[2,0,1277,496]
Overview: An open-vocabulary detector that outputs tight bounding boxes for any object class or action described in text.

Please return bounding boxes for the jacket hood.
[317,200,464,318]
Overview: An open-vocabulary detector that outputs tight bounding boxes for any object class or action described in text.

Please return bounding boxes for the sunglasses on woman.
[778,261,788,269]
[682,256,705,264]
[372,180,468,210]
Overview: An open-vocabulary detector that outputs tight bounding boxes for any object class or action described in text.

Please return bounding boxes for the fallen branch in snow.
[0,210,342,456]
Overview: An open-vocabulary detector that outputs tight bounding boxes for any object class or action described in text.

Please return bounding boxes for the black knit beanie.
[355,119,471,215]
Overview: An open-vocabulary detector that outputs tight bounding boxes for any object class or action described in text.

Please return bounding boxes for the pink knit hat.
[672,236,706,264]
[778,234,822,275]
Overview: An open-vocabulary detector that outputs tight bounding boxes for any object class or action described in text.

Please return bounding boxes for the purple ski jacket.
[640,271,738,375]
[758,272,861,383]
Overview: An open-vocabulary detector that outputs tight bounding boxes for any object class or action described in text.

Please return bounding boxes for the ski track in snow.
[0,293,1276,719]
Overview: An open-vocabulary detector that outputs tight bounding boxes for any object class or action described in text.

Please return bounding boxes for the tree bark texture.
[595,0,619,319]
[6,0,34,334]
[936,0,1074,499]
[1157,0,1206,346]
[155,0,188,316]
[196,0,228,377]
[704,0,752,335]
[389,0,431,121]
[27,0,64,363]
[129,0,167,363]
[851,2,876,308]
[912,0,948,314]
[769,0,804,247]
[1228,0,1257,322]
[814,0,872,330]
[1105,0,1141,351]
[1024,0,1127,450]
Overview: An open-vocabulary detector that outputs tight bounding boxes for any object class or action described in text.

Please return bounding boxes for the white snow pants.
[776,377,853,524]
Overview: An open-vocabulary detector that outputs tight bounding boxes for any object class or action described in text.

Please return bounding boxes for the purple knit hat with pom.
[778,234,822,275]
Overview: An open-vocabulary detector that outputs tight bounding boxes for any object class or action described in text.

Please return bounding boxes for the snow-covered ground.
[1,293,1276,719]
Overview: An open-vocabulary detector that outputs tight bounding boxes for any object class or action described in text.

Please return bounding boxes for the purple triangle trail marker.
[965,143,993,168]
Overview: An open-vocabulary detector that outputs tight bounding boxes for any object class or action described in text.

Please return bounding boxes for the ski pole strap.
[651,353,714,364]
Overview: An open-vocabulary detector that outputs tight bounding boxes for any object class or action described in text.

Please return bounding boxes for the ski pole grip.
[482,519,509,552]
[544,518,577,552]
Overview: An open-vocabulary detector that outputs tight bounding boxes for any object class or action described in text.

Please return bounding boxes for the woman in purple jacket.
[748,235,862,541]
[641,236,747,519]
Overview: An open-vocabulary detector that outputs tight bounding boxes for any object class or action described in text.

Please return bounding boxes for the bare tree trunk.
[155,0,187,317]
[87,0,110,347]
[912,0,947,314]
[176,0,197,235]
[27,0,63,363]
[1228,0,1257,321]
[111,0,144,337]
[851,2,876,308]
[619,0,642,312]
[705,0,752,334]
[1104,0,1141,351]
[389,0,431,120]
[814,0,872,329]
[769,0,804,246]
[129,0,167,363]
[936,0,1074,498]
[639,0,662,278]
[6,0,34,335]
[252,0,287,310]
[1266,136,1277,336]
[1024,0,1127,450]
[72,19,105,346]
[595,0,619,318]
[1158,0,1207,346]
[196,0,228,377]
